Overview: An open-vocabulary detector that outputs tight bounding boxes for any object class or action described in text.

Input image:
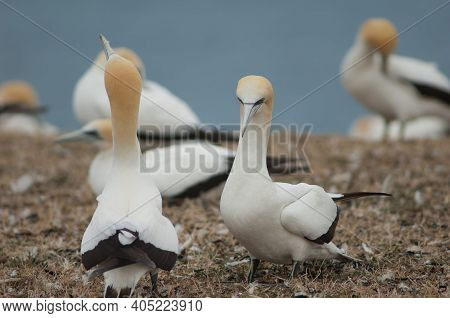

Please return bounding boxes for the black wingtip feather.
[333,192,392,202]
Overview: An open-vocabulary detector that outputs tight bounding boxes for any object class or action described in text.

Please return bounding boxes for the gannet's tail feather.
[337,252,363,264]
[331,192,392,202]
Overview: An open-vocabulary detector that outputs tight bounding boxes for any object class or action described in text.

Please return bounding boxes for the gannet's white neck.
[343,38,375,69]
[111,107,141,170]
[232,101,272,177]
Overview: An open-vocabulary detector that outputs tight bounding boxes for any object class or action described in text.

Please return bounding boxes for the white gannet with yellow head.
[73,46,200,132]
[0,81,57,135]
[220,76,390,282]
[80,35,178,297]
[341,18,450,140]
[56,118,304,200]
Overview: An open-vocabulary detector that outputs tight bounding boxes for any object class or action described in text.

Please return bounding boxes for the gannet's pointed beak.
[99,34,114,60]
[241,104,258,137]
[54,129,92,144]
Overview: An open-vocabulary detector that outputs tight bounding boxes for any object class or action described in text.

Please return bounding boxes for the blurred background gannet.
[73,47,199,128]
[341,18,450,140]
[73,46,238,141]
[56,119,304,199]
[81,36,178,297]
[220,76,390,282]
[0,81,57,135]
[349,115,449,141]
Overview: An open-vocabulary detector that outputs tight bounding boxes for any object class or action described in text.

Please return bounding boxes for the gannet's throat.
[238,101,272,173]
[103,49,142,166]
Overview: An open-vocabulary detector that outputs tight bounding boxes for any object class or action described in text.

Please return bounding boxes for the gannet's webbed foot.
[247,258,260,283]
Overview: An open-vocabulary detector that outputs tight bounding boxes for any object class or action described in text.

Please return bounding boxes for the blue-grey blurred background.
[1,0,449,133]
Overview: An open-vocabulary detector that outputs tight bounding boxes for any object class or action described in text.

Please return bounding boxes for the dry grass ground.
[0,133,448,297]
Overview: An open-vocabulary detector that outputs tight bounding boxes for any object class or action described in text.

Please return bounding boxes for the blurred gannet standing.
[73,47,201,132]
[81,36,178,297]
[349,115,448,141]
[220,76,390,282]
[56,119,303,199]
[341,18,450,139]
[0,81,57,135]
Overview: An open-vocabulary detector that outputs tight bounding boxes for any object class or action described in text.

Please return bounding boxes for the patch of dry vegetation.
[0,133,448,297]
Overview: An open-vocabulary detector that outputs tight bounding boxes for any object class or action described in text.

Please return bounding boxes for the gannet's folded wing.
[389,55,450,91]
[389,55,450,105]
[280,184,339,244]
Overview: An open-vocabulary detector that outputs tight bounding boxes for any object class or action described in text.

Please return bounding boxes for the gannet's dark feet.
[149,272,160,297]
[247,258,260,283]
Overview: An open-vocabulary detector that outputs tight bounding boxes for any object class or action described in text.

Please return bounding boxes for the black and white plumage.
[80,35,178,297]
[220,76,391,282]
[341,18,450,139]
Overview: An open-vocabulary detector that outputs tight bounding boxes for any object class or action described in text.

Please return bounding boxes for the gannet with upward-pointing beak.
[56,119,304,199]
[80,35,178,297]
[220,76,391,282]
[0,81,57,135]
[341,18,450,140]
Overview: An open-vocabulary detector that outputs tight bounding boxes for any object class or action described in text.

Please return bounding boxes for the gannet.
[220,76,391,282]
[0,81,57,135]
[341,18,450,140]
[349,115,449,141]
[73,47,200,128]
[80,35,178,297]
[56,119,304,199]
[73,46,237,141]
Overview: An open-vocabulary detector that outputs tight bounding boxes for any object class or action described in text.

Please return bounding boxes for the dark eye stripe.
[84,130,100,139]
[254,98,265,106]
[237,97,243,104]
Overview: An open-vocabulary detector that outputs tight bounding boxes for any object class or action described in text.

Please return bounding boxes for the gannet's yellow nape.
[0,81,39,108]
[103,46,142,149]
[90,118,113,143]
[236,75,274,137]
[94,47,146,80]
[360,18,397,55]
